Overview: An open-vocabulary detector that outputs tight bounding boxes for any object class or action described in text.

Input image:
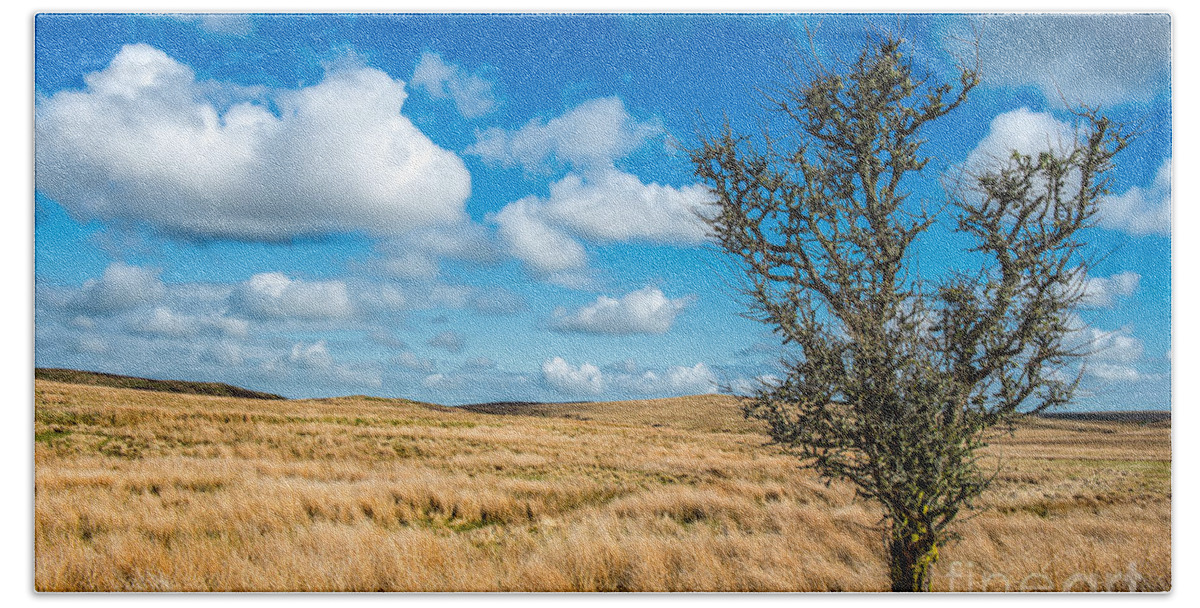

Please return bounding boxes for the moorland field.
[34,374,1170,591]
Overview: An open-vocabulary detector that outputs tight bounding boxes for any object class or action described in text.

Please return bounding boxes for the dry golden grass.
[34,380,1170,592]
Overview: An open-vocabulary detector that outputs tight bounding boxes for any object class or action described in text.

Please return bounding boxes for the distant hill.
[1038,410,1171,424]
[462,395,1172,434]
[35,368,285,401]
[460,394,761,434]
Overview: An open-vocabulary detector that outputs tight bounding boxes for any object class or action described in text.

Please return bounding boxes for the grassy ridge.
[35,368,285,401]
[35,379,1169,591]
[460,394,760,433]
[461,396,1171,433]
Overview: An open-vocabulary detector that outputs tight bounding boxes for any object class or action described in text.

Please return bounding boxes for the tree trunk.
[888,530,937,592]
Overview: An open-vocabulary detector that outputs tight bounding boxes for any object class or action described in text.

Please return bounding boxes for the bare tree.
[690,35,1129,591]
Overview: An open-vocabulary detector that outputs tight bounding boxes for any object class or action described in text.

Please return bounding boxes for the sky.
[32,12,1172,410]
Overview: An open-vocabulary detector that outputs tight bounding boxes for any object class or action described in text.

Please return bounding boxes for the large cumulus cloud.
[36,44,471,241]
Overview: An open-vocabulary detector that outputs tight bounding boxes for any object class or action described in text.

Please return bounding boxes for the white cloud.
[494,198,589,275]
[1100,159,1171,236]
[257,340,381,389]
[427,284,475,309]
[1080,271,1140,309]
[36,44,471,241]
[602,360,721,396]
[353,284,409,314]
[1080,326,1145,364]
[77,336,109,354]
[473,97,712,279]
[963,108,1078,175]
[606,359,639,375]
[409,52,496,118]
[209,315,250,339]
[957,14,1169,107]
[537,168,711,244]
[963,109,1169,237]
[289,340,334,369]
[729,374,782,396]
[542,357,604,396]
[128,306,249,339]
[1087,363,1141,382]
[493,169,710,276]
[68,262,164,316]
[468,96,659,170]
[231,272,352,321]
[664,362,718,394]
[210,341,244,366]
[129,306,197,338]
[373,224,501,280]
[421,373,462,390]
[551,286,692,335]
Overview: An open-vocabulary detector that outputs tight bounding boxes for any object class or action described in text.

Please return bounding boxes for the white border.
[8,2,1189,606]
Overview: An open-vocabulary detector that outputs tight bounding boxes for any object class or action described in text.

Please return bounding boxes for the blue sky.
[32,13,1171,409]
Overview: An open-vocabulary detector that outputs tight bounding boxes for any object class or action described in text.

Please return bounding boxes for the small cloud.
[231,273,352,321]
[479,97,711,280]
[491,168,710,278]
[373,224,502,280]
[535,167,712,244]
[1087,330,1145,364]
[127,307,248,340]
[259,340,380,389]
[427,330,465,354]
[427,285,475,310]
[1100,159,1171,236]
[209,341,244,366]
[551,286,692,335]
[1087,362,1141,382]
[421,373,462,390]
[128,307,196,338]
[76,335,108,354]
[729,374,782,396]
[542,357,603,396]
[68,262,164,316]
[1070,321,1145,364]
[467,96,659,171]
[289,340,334,370]
[604,360,721,396]
[1080,271,1140,309]
[494,198,589,275]
[410,52,497,118]
[664,362,718,394]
